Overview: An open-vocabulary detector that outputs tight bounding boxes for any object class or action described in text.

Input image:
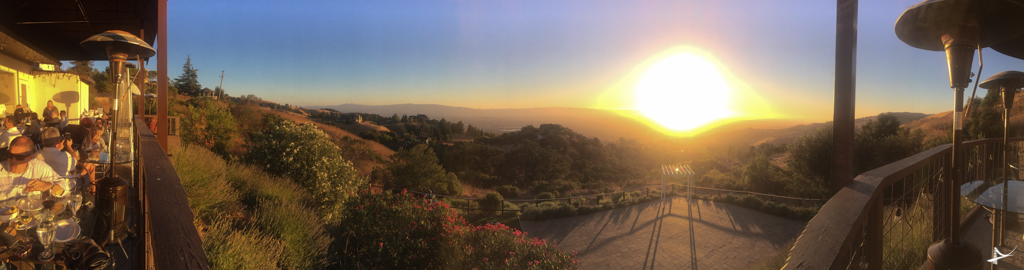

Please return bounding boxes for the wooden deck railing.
[143,115,180,136]
[785,138,1020,269]
[136,115,210,269]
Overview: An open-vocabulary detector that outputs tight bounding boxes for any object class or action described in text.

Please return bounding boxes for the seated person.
[59,110,68,131]
[24,113,41,145]
[24,113,41,137]
[80,117,93,131]
[36,127,77,176]
[82,126,106,165]
[0,116,21,149]
[42,101,56,122]
[0,137,68,200]
[12,105,24,123]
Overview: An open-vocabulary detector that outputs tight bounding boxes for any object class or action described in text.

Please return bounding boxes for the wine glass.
[36,220,54,261]
[69,193,82,222]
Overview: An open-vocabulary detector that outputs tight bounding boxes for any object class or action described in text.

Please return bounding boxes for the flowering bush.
[244,115,365,222]
[338,189,577,269]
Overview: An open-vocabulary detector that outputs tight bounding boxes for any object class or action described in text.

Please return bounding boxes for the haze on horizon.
[149,0,1024,132]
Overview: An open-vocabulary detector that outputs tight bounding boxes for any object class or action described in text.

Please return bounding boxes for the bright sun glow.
[636,51,733,131]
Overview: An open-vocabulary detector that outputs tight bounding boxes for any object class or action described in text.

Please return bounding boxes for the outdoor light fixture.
[895,0,1024,269]
[80,30,155,247]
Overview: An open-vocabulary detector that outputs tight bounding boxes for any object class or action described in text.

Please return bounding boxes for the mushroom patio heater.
[80,30,155,246]
[895,0,1024,269]
[979,71,1024,249]
[991,35,1024,60]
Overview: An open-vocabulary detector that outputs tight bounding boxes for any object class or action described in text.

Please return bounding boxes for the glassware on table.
[69,193,82,222]
[36,220,54,261]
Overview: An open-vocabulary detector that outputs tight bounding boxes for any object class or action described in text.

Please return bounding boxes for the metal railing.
[785,138,1021,270]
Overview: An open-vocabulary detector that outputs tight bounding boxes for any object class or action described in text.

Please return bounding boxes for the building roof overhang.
[0,0,158,63]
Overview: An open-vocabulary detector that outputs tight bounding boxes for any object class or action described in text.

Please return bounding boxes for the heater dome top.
[80,30,155,59]
[895,0,1024,51]
[981,71,1024,90]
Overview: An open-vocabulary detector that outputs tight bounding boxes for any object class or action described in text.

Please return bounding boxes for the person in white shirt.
[0,116,22,149]
[0,136,68,201]
[36,127,77,176]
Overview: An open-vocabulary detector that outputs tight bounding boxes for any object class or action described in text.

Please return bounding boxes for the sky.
[142,0,1024,123]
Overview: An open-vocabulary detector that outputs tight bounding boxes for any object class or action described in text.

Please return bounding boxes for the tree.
[964,90,1002,140]
[454,121,465,134]
[786,124,833,190]
[374,144,462,195]
[391,113,400,123]
[180,99,238,156]
[743,155,786,195]
[174,55,202,96]
[90,67,113,94]
[66,61,96,78]
[860,113,901,141]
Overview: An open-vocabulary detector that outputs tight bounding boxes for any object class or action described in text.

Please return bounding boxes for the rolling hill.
[311,103,932,150]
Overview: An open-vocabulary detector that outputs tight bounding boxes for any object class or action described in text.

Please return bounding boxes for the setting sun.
[636,50,733,132]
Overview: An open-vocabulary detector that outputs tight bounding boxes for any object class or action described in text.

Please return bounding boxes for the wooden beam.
[156,0,167,150]
[831,0,858,194]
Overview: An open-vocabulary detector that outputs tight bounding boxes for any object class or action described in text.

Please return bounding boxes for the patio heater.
[80,30,155,246]
[979,71,1024,248]
[895,0,1024,269]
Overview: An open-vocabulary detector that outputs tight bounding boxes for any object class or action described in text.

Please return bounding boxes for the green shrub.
[202,220,283,270]
[172,144,239,221]
[338,189,577,269]
[535,192,554,200]
[711,194,819,221]
[611,192,624,203]
[180,98,238,156]
[520,202,577,221]
[480,192,504,211]
[495,185,520,198]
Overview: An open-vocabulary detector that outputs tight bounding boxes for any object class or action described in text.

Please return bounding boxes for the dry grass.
[460,185,496,198]
[264,108,394,156]
[341,122,390,134]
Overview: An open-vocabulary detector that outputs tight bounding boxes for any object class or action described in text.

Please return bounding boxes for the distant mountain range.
[311,103,931,147]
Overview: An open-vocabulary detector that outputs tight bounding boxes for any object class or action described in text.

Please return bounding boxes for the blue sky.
[142,0,1024,122]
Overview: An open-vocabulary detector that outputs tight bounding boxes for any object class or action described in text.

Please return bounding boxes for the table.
[961,179,1024,213]
[0,189,95,267]
[960,164,1024,268]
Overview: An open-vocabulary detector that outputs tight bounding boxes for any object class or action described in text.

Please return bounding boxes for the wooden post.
[157,0,168,151]
[831,0,858,195]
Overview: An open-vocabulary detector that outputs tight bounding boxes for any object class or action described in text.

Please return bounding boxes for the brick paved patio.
[520,196,806,269]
